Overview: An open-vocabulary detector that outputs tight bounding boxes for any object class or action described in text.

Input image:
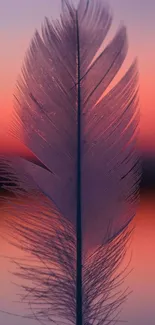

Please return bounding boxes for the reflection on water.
[120,193,155,325]
[0,194,155,325]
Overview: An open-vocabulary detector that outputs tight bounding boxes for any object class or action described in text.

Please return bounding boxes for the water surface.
[0,194,154,325]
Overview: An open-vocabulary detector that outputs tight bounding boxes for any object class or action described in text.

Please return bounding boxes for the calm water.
[0,194,155,325]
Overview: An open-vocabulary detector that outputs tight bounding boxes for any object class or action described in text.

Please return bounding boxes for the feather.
[1,0,141,324]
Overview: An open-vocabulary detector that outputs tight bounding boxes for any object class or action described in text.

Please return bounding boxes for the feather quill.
[1,0,141,324]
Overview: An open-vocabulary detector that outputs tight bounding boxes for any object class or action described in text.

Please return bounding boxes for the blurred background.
[0,1,155,324]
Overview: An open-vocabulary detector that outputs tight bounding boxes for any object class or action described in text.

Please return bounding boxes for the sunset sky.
[0,0,155,155]
[0,2,155,325]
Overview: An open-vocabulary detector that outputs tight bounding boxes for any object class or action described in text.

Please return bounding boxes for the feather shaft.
[76,10,83,325]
